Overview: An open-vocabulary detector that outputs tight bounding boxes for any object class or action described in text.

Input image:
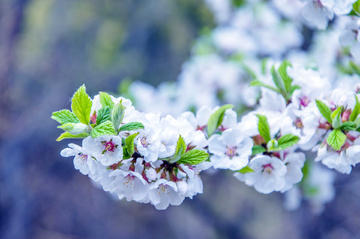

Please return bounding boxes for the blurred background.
[1,0,360,238]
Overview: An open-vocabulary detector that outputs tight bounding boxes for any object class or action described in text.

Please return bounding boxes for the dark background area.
[1,0,360,238]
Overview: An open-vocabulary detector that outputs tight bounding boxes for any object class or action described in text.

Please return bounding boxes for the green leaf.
[125,132,139,155]
[255,114,271,143]
[177,149,209,165]
[99,92,114,109]
[169,135,187,163]
[96,106,111,125]
[250,80,282,94]
[51,109,80,124]
[58,123,90,135]
[270,65,286,94]
[350,61,360,75]
[71,85,92,125]
[315,100,333,124]
[277,134,300,149]
[91,120,117,138]
[56,132,90,141]
[350,0,360,16]
[123,147,131,159]
[289,85,301,95]
[340,121,357,131]
[261,58,268,75]
[119,122,145,132]
[237,166,255,174]
[350,95,360,122]
[207,104,234,136]
[278,60,292,93]
[326,129,347,151]
[331,106,343,129]
[251,145,266,155]
[111,101,126,132]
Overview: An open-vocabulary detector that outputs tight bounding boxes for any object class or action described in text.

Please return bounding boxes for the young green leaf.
[326,129,347,151]
[123,147,131,159]
[169,135,187,163]
[177,149,209,165]
[349,61,360,75]
[340,121,357,131]
[207,104,234,136]
[289,85,301,95]
[90,120,117,138]
[58,123,90,135]
[277,134,300,149]
[99,92,114,109]
[350,95,360,122]
[51,110,80,125]
[252,145,266,155]
[261,58,268,75]
[125,132,139,155]
[119,122,145,132]
[255,114,271,143]
[56,132,90,141]
[250,80,282,94]
[96,106,111,125]
[278,60,292,93]
[111,101,126,132]
[267,139,279,152]
[270,65,286,94]
[331,106,342,129]
[237,166,255,174]
[71,85,92,125]
[315,100,333,124]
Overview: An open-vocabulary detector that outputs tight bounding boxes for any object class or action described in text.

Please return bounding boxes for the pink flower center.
[102,139,117,154]
[79,153,88,163]
[226,146,237,158]
[262,163,274,174]
[300,96,310,107]
[159,184,170,196]
[295,118,303,129]
[141,136,149,148]
[123,175,135,189]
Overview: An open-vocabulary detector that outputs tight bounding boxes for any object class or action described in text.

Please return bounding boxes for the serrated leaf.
[96,106,111,125]
[119,122,145,132]
[71,85,92,125]
[316,100,333,124]
[252,145,266,155]
[51,109,80,124]
[111,101,126,132]
[99,92,114,109]
[237,166,255,174]
[56,132,90,141]
[207,104,234,136]
[177,149,209,165]
[331,106,342,129]
[326,129,347,151]
[125,132,139,155]
[58,123,89,135]
[278,60,292,93]
[340,121,357,131]
[270,65,286,94]
[250,80,282,94]
[90,120,117,138]
[255,114,271,143]
[169,135,186,163]
[277,134,300,150]
[350,95,360,122]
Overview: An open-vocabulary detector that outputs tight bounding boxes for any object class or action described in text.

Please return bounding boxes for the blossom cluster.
[52,0,360,212]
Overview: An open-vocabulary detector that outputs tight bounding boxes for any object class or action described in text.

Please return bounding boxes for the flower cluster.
[52,0,360,212]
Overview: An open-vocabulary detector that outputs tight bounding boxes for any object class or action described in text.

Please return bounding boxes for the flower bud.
[145,167,157,181]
